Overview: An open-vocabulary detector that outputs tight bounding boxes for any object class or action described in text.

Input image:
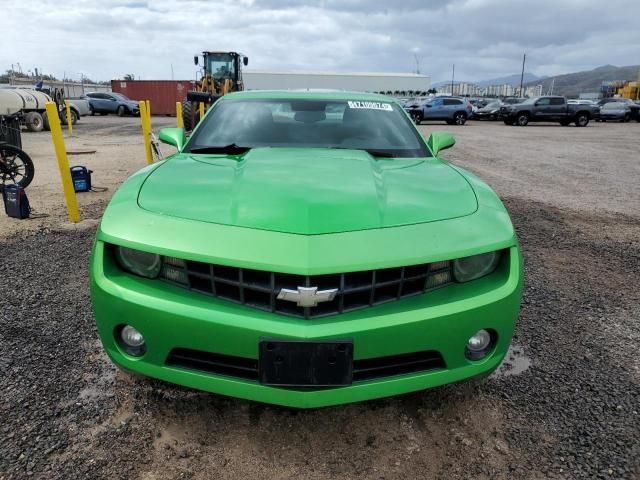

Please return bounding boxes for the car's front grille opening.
[167,348,259,381]
[159,257,454,319]
[165,348,446,385]
[352,350,445,382]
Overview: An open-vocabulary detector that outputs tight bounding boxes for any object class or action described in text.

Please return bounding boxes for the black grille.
[166,348,445,384]
[160,258,453,319]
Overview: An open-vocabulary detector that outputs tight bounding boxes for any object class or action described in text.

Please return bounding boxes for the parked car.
[68,98,91,117]
[403,96,427,109]
[500,96,594,127]
[406,97,473,125]
[568,99,593,104]
[471,100,503,120]
[598,102,632,122]
[56,98,91,125]
[474,98,493,108]
[596,98,639,122]
[89,91,523,408]
[85,92,140,116]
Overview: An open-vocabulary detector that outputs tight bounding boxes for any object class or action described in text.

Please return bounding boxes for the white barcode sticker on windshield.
[347,101,393,111]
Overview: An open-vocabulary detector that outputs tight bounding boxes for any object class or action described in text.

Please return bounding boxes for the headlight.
[115,246,161,278]
[453,251,500,282]
[490,109,498,113]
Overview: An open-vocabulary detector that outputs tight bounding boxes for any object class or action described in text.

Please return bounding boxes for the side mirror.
[194,55,199,66]
[427,132,455,156]
[159,127,186,151]
[243,57,249,66]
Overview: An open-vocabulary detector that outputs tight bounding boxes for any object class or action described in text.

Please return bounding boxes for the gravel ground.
[1,118,639,479]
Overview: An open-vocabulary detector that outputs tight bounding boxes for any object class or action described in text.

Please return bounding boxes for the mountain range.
[433,72,543,88]
[434,65,640,97]
[523,64,640,97]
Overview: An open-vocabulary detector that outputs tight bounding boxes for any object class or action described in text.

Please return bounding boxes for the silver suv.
[405,97,473,125]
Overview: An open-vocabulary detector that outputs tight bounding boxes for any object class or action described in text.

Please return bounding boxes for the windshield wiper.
[364,149,396,158]
[189,144,251,155]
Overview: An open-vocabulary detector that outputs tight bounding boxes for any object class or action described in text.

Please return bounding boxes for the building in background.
[242,71,431,94]
[524,84,543,97]
[8,77,110,97]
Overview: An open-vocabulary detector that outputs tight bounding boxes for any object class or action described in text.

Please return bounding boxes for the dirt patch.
[1,196,639,479]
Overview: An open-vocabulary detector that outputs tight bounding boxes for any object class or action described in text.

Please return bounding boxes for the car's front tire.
[117,105,126,117]
[516,113,529,126]
[65,109,79,125]
[453,112,467,125]
[574,113,589,127]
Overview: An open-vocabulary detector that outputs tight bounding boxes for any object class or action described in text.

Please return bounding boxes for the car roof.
[222,90,396,102]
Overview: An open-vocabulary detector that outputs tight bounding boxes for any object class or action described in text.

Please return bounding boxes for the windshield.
[485,102,501,108]
[111,92,130,101]
[186,99,429,158]
[207,53,236,80]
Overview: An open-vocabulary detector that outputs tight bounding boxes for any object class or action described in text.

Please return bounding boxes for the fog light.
[465,329,494,360]
[118,325,146,356]
[121,325,144,346]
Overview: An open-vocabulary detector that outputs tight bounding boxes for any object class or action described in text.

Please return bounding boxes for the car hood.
[137,148,478,235]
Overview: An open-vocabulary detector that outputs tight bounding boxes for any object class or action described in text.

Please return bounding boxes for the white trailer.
[243,71,431,94]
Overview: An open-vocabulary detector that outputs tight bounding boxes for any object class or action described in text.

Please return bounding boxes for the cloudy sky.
[3,0,640,83]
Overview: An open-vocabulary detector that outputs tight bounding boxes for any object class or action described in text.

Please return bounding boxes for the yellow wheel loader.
[182,51,248,131]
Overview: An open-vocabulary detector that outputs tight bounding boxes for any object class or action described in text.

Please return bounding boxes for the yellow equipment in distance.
[181,51,249,131]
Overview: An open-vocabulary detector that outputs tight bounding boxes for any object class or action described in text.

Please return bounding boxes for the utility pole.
[171,63,175,80]
[519,53,526,97]
[413,54,420,75]
[451,64,455,96]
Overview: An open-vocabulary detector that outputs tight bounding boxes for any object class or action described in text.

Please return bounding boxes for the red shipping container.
[111,80,197,116]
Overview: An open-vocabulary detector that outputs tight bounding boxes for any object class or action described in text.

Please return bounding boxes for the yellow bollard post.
[199,102,205,123]
[64,100,73,137]
[45,102,80,223]
[139,101,153,165]
[176,102,183,129]
[147,100,153,134]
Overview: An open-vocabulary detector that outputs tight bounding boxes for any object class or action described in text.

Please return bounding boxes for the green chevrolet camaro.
[90,91,523,408]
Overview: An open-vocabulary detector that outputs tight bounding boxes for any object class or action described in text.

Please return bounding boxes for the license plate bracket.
[259,339,353,387]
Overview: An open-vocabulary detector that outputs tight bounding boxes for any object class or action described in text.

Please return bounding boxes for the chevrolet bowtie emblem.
[277,286,338,308]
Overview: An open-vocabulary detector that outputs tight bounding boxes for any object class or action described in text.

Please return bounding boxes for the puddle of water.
[492,344,532,378]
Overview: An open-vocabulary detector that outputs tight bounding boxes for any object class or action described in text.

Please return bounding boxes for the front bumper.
[91,242,523,408]
[599,113,624,121]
